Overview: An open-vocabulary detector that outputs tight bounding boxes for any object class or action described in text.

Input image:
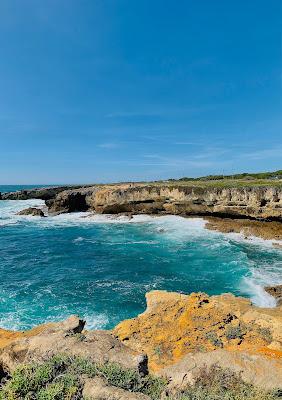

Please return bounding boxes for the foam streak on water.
[0,199,281,330]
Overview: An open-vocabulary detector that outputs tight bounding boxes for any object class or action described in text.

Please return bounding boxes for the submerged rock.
[17,207,45,217]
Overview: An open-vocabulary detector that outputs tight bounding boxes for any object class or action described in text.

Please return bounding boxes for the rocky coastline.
[2,183,282,220]
[2,182,282,243]
[0,289,281,398]
[1,183,282,397]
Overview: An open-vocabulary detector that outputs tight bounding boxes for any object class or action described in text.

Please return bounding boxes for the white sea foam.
[84,313,109,330]
[241,278,277,307]
[1,199,281,309]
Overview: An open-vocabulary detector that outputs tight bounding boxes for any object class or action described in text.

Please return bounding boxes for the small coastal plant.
[257,327,273,343]
[0,355,280,400]
[0,354,166,400]
[205,331,223,347]
[168,365,280,400]
[225,324,246,340]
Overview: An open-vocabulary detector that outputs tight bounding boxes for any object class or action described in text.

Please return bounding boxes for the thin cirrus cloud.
[239,147,282,160]
[141,154,223,168]
[98,142,120,149]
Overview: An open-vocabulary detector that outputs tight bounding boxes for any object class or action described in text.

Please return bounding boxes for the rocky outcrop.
[91,185,282,220]
[46,186,101,214]
[83,377,150,400]
[0,185,82,200]
[0,292,282,393]
[2,183,282,221]
[158,349,282,391]
[265,285,282,306]
[16,207,45,217]
[0,316,147,375]
[114,291,282,372]
[47,184,282,221]
[205,216,282,241]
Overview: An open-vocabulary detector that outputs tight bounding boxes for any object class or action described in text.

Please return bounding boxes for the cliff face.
[2,183,282,220]
[46,184,282,220]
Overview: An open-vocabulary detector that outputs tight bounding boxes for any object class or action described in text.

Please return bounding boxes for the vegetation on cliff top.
[0,354,280,400]
[178,170,282,181]
[154,169,282,188]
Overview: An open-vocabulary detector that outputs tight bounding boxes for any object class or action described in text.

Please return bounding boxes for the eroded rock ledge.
[2,183,282,221]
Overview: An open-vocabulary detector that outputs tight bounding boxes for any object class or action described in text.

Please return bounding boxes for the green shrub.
[225,324,245,340]
[205,331,223,347]
[257,327,273,343]
[168,365,280,400]
[0,354,166,400]
[0,355,280,400]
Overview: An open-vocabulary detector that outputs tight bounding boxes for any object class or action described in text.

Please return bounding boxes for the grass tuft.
[0,355,280,399]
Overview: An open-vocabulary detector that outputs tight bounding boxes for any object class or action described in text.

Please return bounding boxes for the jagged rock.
[2,186,81,200]
[114,291,282,372]
[83,377,150,399]
[205,216,282,241]
[16,207,45,217]
[265,285,282,306]
[0,316,147,375]
[46,187,99,214]
[157,349,282,391]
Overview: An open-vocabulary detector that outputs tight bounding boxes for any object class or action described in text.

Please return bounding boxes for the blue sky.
[0,0,281,184]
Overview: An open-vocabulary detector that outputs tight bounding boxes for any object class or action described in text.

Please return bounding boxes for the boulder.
[157,349,282,391]
[16,207,45,217]
[265,285,282,306]
[83,377,150,400]
[0,316,147,375]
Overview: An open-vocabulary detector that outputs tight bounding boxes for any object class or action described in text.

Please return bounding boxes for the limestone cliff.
[2,183,282,220]
[45,184,282,220]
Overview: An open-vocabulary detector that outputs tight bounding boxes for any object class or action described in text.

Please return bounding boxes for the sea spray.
[0,199,281,331]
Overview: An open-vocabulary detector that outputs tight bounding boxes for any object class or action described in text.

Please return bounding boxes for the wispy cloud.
[240,147,282,160]
[105,104,216,120]
[106,111,160,119]
[98,142,120,149]
[140,153,227,168]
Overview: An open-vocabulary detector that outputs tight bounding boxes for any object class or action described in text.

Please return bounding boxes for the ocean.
[0,185,281,331]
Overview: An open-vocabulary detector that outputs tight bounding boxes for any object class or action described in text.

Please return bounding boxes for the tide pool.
[0,199,281,331]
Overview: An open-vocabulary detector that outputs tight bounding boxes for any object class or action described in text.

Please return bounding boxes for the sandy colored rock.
[265,285,282,306]
[0,316,147,375]
[83,377,150,400]
[157,349,282,390]
[113,291,282,372]
[205,216,282,241]
[3,182,282,223]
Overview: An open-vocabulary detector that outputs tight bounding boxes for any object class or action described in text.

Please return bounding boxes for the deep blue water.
[0,198,281,331]
[0,185,55,194]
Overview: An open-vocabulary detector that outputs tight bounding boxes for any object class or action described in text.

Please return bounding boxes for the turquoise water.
[0,198,281,331]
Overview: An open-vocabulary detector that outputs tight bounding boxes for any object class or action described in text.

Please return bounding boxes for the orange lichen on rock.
[113,290,282,372]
